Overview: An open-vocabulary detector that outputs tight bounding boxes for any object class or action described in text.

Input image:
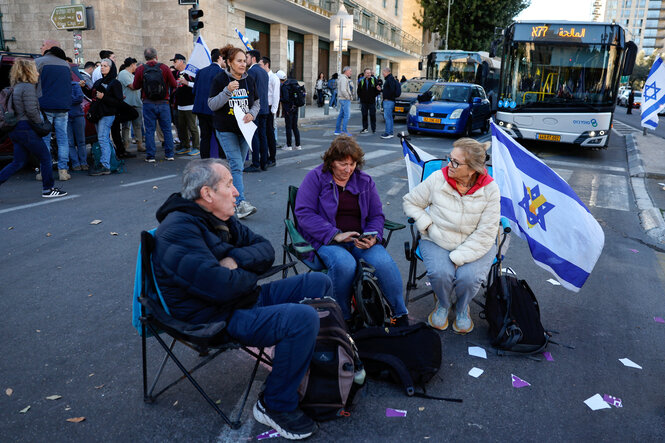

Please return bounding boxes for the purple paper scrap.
[257,429,280,440]
[511,374,531,388]
[543,351,554,361]
[629,249,639,253]
[603,394,623,408]
[654,316,665,324]
[386,408,407,417]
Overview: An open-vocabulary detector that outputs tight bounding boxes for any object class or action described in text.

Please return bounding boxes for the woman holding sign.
[208,44,260,219]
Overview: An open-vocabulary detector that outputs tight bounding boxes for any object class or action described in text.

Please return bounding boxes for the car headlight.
[409,105,417,116]
[449,108,463,119]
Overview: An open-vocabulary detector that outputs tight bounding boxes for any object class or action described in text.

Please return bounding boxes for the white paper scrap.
[233,105,257,149]
[546,278,561,286]
[468,367,484,378]
[584,394,611,411]
[619,358,642,369]
[468,346,487,359]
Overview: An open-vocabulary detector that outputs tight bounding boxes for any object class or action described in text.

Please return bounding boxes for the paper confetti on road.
[584,394,611,411]
[603,394,623,408]
[511,374,530,388]
[468,346,487,359]
[654,316,665,324]
[66,417,85,423]
[257,429,280,440]
[468,367,484,378]
[386,408,407,417]
[543,352,554,361]
[110,232,119,236]
[90,220,102,225]
[45,395,62,400]
[546,278,561,286]
[619,358,642,369]
[629,249,639,253]
[6,388,12,396]
[19,406,30,413]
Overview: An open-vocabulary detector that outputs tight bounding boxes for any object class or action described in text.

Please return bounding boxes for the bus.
[495,21,637,148]
[425,50,501,109]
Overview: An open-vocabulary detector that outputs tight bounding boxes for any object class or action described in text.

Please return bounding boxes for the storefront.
[287,30,304,80]
[245,17,270,58]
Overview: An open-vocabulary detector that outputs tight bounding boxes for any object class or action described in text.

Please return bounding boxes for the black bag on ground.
[298,297,364,421]
[350,259,393,330]
[483,263,549,355]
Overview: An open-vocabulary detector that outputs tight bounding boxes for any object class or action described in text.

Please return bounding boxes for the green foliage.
[415,0,530,51]
[630,51,659,89]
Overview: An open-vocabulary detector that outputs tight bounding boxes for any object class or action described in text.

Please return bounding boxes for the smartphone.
[357,231,378,240]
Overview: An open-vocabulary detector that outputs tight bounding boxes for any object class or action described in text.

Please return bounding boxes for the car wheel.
[464,120,473,137]
[407,128,418,135]
[481,118,490,134]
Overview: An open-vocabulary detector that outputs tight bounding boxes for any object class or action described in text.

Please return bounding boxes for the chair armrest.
[284,219,315,255]
[406,217,415,225]
[258,262,297,280]
[384,219,406,231]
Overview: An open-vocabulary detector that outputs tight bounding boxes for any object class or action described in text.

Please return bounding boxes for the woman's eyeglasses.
[445,156,466,169]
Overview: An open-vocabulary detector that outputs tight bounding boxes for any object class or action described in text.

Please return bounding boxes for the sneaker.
[380,133,394,139]
[187,149,200,156]
[452,305,474,334]
[137,144,146,152]
[118,151,137,158]
[236,200,257,219]
[392,315,409,327]
[333,131,342,135]
[243,165,262,173]
[165,157,175,161]
[72,165,82,172]
[58,169,71,181]
[343,131,353,136]
[80,164,89,171]
[42,187,67,198]
[360,128,369,134]
[88,166,111,176]
[295,145,302,150]
[253,394,317,440]
[282,146,293,151]
[175,147,191,155]
[427,303,449,330]
[145,158,156,163]
[267,160,276,168]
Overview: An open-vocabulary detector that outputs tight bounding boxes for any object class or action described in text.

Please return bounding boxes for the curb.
[626,133,665,243]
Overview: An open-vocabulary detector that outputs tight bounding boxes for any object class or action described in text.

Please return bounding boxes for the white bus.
[495,21,637,148]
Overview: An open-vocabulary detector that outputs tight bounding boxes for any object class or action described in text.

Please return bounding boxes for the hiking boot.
[452,305,474,334]
[360,128,368,134]
[253,394,317,440]
[35,171,42,181]
[72,165,82,172]
[136,142,146,152]
[236,200,257,219]
[58,169,71,181]
[42,187,67,198]
[267,160,276,168]
[80,164,89,171]
[427,303,449,330]
[88,165,111,176]
[392,315,409,327]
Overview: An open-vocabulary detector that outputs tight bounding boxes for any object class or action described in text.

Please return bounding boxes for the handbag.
[29,111,54,137]
[115,101,139,124]
[86,100,102,123]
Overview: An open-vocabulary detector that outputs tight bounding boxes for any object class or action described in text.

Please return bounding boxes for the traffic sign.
[50,5,87,30]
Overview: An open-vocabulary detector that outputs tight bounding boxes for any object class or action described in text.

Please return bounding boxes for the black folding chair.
[132,230,293,428]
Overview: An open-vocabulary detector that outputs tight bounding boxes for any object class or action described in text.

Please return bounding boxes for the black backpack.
[290,82,306,107]
[483,263,550,355]
[143,63,167,101]
[349,260,393,330]
[298,297,364,421]
[0,87,17,135]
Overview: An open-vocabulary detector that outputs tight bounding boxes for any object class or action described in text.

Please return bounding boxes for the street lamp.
[445,0,454,50]
[330,4,353,79]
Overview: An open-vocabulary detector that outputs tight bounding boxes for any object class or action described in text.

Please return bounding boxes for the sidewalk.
[274,102,362,127]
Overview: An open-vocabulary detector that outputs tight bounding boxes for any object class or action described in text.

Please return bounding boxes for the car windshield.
[634,92,642,97]
[429,84,471,103]
[401,81,424,93]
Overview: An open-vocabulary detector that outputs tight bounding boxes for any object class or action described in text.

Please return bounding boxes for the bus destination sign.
[513,23,614,44]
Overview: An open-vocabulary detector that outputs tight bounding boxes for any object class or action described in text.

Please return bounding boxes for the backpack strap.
[358,351,415,396]
[412,391,463,403]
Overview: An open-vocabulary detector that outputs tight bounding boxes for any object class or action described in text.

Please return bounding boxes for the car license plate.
[423,117,441,124]
[537,133,561,142]
[394,106,405,113]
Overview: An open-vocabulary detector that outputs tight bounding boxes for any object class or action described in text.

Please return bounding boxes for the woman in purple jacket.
[294,135,408,325]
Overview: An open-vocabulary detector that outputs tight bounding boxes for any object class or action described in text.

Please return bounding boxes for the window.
[646,19,659,27]
[636,18,644,26]
[647,9,660,17]
[362,12,371,30]
[377,20,385,38]
[287,31,304,81]
[645,28,657,36]
[639,0,646,5]
[395,0,399,15]
[383,0,387,7]
[245,18,270,60]
[644,47,654,55]
[635,37,641,44]
[643,37,657,46]
[622,9,631,17]
[624,0,632,6]
[648,1,661,9]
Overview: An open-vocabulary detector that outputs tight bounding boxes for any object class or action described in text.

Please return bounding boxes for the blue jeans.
[1,121,54,190]
[41,111,69,170]
[95,115,115,169]
[226,273,332,411]
[251,113,269,168]
[329,89,337,108]
[68,114,87,168]
[215,131,249,204]
[335,99,351,133]
[309,243,407,320]
[383,100,395,135]
[419,239,497,314]
[143,102,175,159]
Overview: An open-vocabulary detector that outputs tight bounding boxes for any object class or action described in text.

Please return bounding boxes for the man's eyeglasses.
[445,156,466,169]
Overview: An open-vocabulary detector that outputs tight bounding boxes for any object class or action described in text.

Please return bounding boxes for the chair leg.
[231,348,266,427]
[142,325,149,401]
[147,337,176,400]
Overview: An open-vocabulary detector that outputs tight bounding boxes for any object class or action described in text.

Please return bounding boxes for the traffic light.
[188,7,204,34]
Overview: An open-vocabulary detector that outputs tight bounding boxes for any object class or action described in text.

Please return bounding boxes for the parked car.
[406,82,491,136]
[392,78,436,119]
[618,90,642,108]
[617,85,631,104]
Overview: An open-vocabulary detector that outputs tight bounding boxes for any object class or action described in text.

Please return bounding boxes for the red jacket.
[132,60,177,102]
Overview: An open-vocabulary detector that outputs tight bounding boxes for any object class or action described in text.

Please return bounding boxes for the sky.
[515,0,594,22]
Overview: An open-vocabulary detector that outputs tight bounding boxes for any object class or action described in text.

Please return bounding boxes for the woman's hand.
[96,91,104,100]
[334,231,359,243]
[354,235,377,250]
[228,80,240,92]
[243,113,254,123]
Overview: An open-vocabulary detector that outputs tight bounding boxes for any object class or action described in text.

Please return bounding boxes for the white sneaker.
[427,303,449,330]
[295,145,302,150]
[282,146,293,151]
[236,200,257,219]
[452,305,474,334]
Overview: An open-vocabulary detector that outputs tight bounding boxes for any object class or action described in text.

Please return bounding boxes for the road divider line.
[0,194,80,214]
[120,175,178,187]
[543,159,626,173]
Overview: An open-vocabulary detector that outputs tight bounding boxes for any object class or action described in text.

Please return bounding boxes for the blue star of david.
[644,81,660,102]
[518,184,555,231]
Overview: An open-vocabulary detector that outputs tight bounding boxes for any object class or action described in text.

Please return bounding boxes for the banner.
[184,35,211,78]
[641,56,665,129]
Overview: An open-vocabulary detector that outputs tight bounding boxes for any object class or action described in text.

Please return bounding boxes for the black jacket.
[357,76,380,104]
[152,193,275,324]
[382,74,401,101]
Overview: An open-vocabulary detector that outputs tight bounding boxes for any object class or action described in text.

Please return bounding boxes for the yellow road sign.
[50,5,86,30]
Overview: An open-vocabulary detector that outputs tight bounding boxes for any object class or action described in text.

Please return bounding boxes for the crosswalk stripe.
[387,180,407,196]
[593,174,630,211]
[552,168,574,182]
[542,159,625,173]
[276,147,324,167]
[363,160,405,178]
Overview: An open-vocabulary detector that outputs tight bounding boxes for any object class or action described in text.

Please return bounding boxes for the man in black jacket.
[152,159,330,440]
[380,67,401,139]
[357,68,381,134]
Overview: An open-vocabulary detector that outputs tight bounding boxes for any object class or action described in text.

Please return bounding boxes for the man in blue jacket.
[245,50,270,172]
[152,158,330,440]
[36,40,73,181]
[192,48,224,159]
[380,67,401,139]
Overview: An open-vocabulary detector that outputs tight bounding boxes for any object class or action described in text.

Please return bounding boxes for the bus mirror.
[418,60,423,71]
[622,41,637,76]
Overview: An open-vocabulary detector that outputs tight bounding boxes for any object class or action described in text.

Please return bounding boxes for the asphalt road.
[1,115,664,441]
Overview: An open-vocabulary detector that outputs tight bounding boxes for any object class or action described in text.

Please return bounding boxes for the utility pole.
[445,0,454,50]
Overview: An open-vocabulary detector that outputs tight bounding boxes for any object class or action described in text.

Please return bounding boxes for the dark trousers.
[316,88,324,107]
[251,113,269,169]
[111,118,124,155]
[0,121,54,190]
[361,102,376,132]
[284,109,300,147]
[266,112,277,163]
[197,113,223,159]
[226,273,332,412]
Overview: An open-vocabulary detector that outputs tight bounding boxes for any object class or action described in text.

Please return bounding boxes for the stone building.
[0,0,426,103]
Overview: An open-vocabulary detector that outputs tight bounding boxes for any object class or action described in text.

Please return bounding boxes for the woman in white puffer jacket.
[403,138,500,334]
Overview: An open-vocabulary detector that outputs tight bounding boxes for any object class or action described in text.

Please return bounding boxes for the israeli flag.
[401,136,436,191]
[235,28,254,51]
[184,36,211,78]
[490,122,604,292]
[641,56,665,129]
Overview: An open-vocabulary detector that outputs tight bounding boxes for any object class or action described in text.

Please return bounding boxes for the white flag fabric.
[184,36,211,78]
[401,136,436,191]
[490,121,604,291]
[641,56,665,129]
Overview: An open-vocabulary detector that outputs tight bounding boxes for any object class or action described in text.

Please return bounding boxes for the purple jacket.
[295,164,385,250]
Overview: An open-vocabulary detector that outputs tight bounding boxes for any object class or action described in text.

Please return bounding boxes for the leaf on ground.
[19,406,30,413]
[6,388,13,396]
[110,232,119,236]
[152,186,158,190]
[66,417,85,423]
[90,220,102,225]
[46,395,62,400]
[215,399,221,404]
[94,384,104,389]
[46,233,52,237]
[88,373,94,377]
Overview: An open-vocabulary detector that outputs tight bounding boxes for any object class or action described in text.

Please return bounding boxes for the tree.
[415,0,530,52]
[630,50,658,89]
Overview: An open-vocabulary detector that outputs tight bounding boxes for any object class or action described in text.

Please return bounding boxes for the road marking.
[552,168,573,182]
[119,174,178,187]
[612,120,641,133]
[387,180,407,196]
[542,159,626,173]
[363,159,405,178]
[0,194,80,214]
[299,136,399,148]
[589,174,599,208]
[594,174,630,211]
[300,150,395,171]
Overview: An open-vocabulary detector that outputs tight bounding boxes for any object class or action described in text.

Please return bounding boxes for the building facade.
[0,0,425,103]
[597,0,665,56]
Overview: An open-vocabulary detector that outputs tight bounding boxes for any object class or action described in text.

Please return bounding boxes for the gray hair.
[144,47,157,61]
[382,66,391,74]
[453,138,490,175]
[181,158,231,200]
[100,58,113,67]
[342,66,351,74]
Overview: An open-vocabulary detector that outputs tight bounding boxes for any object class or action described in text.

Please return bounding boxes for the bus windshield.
[430,56,480,83]
[401,80,430,94]
[429,84,471,103]
[500,42,622,111]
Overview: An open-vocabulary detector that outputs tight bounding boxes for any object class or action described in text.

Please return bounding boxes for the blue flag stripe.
[647,56,662,78]
[493,127,590,212]
[642,94,665,118]
[501,197,590,288]
[402,138,424,166]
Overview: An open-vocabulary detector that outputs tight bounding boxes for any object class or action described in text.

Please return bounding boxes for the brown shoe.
[136,142,146,152]
[58,169,71,181]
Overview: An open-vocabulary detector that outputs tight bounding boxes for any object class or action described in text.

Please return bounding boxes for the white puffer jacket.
[403,168,501,267]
